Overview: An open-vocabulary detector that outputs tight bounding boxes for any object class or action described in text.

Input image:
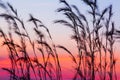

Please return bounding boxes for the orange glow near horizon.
[0,54,120,79]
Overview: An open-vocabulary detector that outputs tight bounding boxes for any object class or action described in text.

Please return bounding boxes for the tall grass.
[55,0,117,80]
[0,0,118,80]
[0,1,62,80]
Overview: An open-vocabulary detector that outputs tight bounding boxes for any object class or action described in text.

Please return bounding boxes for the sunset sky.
[1,0,120,55]
[0,0,120,79]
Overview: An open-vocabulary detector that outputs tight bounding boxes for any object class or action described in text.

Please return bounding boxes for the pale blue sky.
[3,0,120,29]
[2,0,120,53]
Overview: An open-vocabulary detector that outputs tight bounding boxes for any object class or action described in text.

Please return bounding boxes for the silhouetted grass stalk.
[56,0,117,80]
